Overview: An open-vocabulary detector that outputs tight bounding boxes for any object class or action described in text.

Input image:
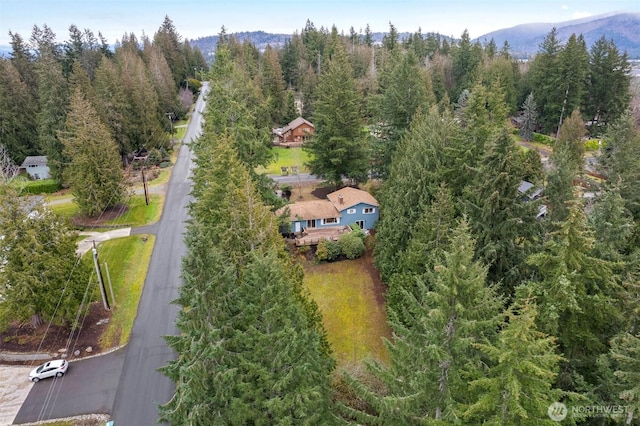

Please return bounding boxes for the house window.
[306,220,316,228]
[347,208,356,214]
[363,207,375,214]
[322,217,339,225]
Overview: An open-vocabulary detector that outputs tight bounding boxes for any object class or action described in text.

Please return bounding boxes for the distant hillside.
[476,13,640,58]
[190,31,415,62]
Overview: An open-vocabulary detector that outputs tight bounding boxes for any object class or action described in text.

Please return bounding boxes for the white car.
[29,359,68,382]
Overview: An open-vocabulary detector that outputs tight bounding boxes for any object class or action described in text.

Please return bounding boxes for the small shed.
[21,156,50,180]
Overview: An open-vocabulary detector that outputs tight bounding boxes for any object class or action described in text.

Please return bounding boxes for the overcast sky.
[1,0,639,46]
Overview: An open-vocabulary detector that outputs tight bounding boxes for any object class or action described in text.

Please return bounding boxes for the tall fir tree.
[342,220,503,424]
[304,42,369,188]
[58,88,126,216]
[464,295,563,425]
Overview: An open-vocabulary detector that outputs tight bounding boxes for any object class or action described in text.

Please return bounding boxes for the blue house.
[21,156,50,180]
[278,187,379,239]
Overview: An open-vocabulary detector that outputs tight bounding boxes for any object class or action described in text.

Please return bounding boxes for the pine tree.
[464,295,563,425]
[153,15,187,87]
[528,28,563,134]
[341,220,503,424]
[464,128,543,295]
[0,185,91,330]
[584,36,632,130]
[160,134,334,424]
[259,45,288,124]
[598,112,640,219]
[374,107,466,282]
[611,332,640,423]
[372,50,435,178]
[520,92,537,141]
[526,201,623,394]
[58,88,126,216]
[304,42,369,188]
[0,59,39,164]
[35,50,69,180]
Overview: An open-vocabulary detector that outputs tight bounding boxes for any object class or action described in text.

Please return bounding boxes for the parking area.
[0,366,33,425]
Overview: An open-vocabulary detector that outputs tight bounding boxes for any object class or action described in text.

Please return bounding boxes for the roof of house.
[278,200,340,221]
[282,117,314,133]
[518,180,543,199]
[277,187,379,221]
[21,156,48,167]
[327,187,379,211]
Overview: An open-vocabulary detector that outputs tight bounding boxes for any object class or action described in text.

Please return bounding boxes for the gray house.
[21,156,50,180]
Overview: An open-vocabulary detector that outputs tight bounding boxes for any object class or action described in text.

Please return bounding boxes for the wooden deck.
[295,226,352,246]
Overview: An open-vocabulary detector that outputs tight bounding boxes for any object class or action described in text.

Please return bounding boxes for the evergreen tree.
[259,45,287,124]
[0,185,91,330]
[304,42,369,188]
[372,50,435,178]
[160,134,334,424]
[611,332,640,423]
[35,50,69,180]
[374,107,466,282]
[0,59,39,163]
[93,56,131,157]
[205,45,273,171]
[520,92,537,141]
[464,129,543,295]
[115,45,168,152]
[464,296,563,425]
[450,29,482,101]
[556,34,589,130]
[142,41,179,121]
[342,221,502,424]
[58,88,126,216]
[598,112,640,219]
[528,28,563,134]
[584,36,632,131]
[526,201,623,396]
[153,15,187,87]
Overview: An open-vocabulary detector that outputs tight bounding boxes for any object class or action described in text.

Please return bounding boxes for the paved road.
[111,83,205,425]
[13,83,207,425]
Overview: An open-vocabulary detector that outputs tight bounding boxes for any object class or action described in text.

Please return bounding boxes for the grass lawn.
[87,235,156,347]
[257,147,311,175]
[303,254,391,366]
[104,193,163,227]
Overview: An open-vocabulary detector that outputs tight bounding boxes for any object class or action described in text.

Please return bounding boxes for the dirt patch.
[0,302,113,365]
[71,204,129,227]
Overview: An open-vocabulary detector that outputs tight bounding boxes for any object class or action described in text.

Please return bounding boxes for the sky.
[1,0,640,46]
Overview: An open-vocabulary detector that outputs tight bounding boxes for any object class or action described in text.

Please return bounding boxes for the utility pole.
[141,167,149,205]
[92,241,110,310]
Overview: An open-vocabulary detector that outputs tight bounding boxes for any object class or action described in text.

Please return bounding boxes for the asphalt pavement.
[7,82,208,425]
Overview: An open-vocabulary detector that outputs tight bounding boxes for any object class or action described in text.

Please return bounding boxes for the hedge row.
[22,179,61,194]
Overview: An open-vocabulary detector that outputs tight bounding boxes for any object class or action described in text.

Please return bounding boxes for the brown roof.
[282,117,314,133]
[326,187,379,211]
[277,200,339,221]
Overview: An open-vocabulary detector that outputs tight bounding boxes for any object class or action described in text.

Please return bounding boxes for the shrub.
[22,179,61,194]
[339,232,366,259]
[532,132,554,145]
[316,239,341,261]
[159,161,173,168]
[584,139,600,151]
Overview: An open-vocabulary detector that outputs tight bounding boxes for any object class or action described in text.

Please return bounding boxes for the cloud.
[572,10,592,19]
[562,5,569,10]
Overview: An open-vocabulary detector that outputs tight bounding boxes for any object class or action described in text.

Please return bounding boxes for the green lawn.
[257,147,311,175]
[105,194,163,227]
[85,235,155,347]
[303,256,391,366]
